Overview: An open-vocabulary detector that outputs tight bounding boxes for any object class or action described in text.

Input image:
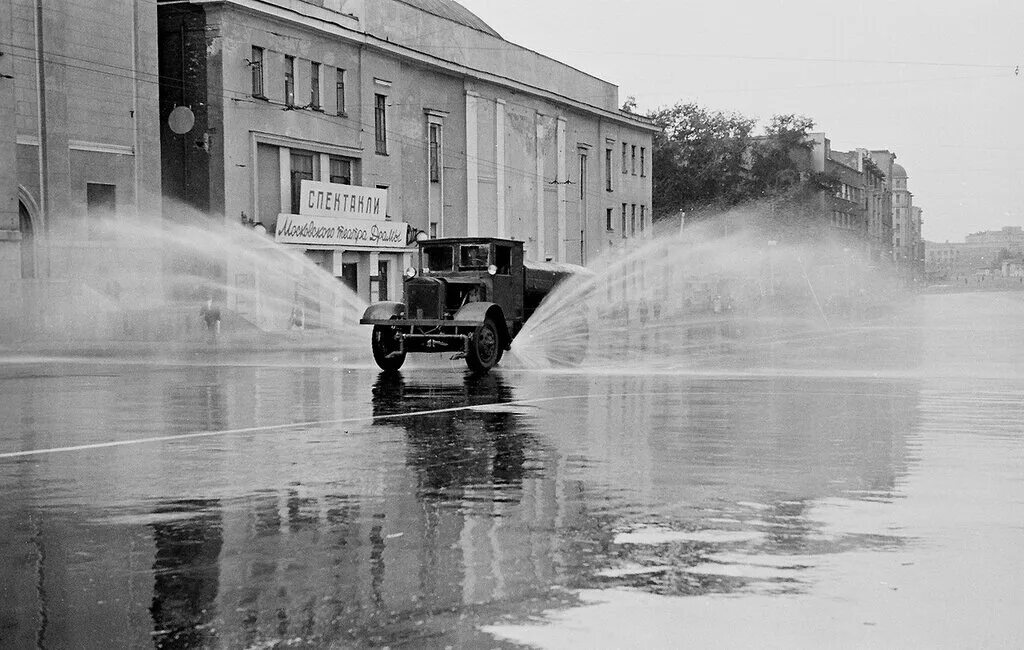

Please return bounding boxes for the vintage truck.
[360,237,586,372]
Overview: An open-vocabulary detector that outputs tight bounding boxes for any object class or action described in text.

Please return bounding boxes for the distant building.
[890,164,921,277]
[926,226,1024,277]
[856,149,890,263]
[156,0,655,304]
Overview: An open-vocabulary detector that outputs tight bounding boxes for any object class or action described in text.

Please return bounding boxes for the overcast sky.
[459,0,1024,243]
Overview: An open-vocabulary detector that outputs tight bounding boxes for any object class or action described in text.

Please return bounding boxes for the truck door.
[491,243,523,321]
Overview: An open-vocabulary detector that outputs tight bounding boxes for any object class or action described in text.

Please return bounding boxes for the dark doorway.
[341,262,358,294]
[19,201,34,279]
[377,260,389,301]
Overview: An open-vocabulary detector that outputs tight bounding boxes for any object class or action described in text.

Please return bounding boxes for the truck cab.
[360,237,581,372]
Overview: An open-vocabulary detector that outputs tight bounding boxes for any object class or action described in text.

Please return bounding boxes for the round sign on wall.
[168,105,195,134]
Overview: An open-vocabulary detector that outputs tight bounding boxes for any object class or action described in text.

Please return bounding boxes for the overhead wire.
[4,22,1012,213]
[0,40,659,212]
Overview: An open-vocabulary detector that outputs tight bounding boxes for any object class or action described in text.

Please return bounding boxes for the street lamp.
[407,227,429,245]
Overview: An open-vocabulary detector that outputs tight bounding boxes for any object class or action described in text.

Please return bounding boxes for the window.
[376,185,391,221]
[290,152,314,214]
[284,55,295,107]
[631,204,637,235]
[640,147,646,177]
[606,208,613,231]
[578,152,587,200]
[423,245,454,271]
[86,183,116,240]
[250,46,264,98]
[622,142,628,174]
[429,123,441,183]
[460,244,489,269]
[329,157,352,185]
[631,145,637,175]
[621,203,627,236]
[640,205,646,233]
[495,246,512,274]
[605,148,613,191]
[310,62,321,109]
[375,94,388,154]
[335,68,346,115]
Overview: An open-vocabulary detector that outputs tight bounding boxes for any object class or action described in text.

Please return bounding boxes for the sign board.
[275,214,409,250]
[299,180,388,220]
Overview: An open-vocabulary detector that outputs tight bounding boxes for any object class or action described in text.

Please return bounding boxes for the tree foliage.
[649,104,821,224]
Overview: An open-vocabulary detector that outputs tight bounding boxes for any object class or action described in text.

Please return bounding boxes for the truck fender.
[361,301,405,322]
[454,302,511,349]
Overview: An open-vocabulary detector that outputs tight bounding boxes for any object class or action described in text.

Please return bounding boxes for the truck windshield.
[459,245,489,269]
[422,245,454,272]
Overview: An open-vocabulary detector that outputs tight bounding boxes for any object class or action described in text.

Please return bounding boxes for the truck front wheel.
[466,318,501,373]
[371,325,406,371]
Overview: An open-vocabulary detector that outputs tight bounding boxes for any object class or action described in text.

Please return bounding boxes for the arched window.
[19,201,34,279]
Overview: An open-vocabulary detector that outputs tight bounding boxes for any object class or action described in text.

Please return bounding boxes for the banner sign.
[299,180,388,220]
[275,214,409,250]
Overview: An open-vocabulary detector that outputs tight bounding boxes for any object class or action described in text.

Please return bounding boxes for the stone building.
[926,226,1024,278]
[1,0,163,339]
[156,0,655,304]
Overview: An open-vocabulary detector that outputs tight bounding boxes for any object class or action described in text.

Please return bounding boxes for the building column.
[0,0,18,239]
[556,116,566,261]
[465,91,479,237]
[278,147,290,213]
[535,113,545,260]
[495,99,506,239]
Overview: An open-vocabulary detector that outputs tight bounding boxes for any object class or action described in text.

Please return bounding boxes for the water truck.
[360,237,586,372]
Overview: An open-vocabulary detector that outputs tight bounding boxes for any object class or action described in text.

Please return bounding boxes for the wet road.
[1,292,1023,648]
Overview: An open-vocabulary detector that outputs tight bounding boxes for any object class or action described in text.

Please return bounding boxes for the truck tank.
[523,259,591,315]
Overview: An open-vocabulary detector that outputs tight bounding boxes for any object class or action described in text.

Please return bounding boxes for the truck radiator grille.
[406,281,442,319]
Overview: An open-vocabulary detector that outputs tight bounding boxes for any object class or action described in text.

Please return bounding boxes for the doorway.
[19,201,34,279]
[341,263,358,295]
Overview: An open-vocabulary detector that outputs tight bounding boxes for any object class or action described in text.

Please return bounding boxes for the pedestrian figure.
[200,297,221,343]
[289,292,305,330]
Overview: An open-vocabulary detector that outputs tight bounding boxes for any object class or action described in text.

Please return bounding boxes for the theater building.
[156,0,655,304]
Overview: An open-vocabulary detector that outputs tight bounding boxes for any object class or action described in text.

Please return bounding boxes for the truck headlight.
[488,264,498,276]
[404,266,417,279]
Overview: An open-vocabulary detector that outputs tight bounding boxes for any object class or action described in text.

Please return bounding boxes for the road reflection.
[0,363,922,648]
[150,499,223,649]
[371,371,533,499]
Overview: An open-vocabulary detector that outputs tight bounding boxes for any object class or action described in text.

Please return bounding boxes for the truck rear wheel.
[466,318,500,373]
[371,325,406,371]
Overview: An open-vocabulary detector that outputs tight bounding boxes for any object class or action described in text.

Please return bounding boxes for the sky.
[458,0,1024,243]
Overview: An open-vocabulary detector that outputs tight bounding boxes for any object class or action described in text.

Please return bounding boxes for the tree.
[649,103,755,218]
[649,103,825,239]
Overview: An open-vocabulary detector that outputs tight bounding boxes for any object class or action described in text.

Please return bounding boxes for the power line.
[1,42,656,210]
[399,44,1016,71]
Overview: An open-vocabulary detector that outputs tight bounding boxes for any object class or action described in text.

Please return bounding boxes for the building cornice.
[169,0,657,133]
[250,130,363,157]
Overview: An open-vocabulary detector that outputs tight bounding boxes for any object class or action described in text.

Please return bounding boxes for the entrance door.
[377,260,389,301]
[341,263,358,295]
[19,202,34,279]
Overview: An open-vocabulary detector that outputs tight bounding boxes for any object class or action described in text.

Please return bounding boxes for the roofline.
[392,0,501,39]
[173,0,658,132]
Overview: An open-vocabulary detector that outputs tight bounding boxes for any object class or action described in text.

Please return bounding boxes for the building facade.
[925,226,1024,278]
[156,0,655,305]
[2,0,163,338]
